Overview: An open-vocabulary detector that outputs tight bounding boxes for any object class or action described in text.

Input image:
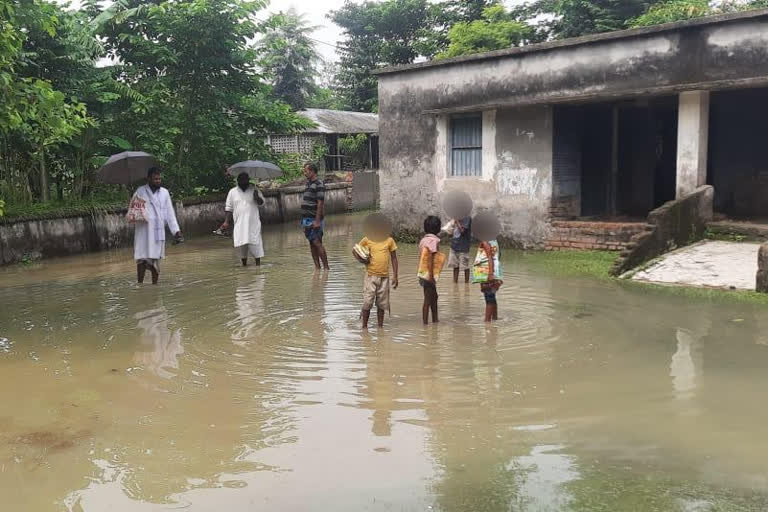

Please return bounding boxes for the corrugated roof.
[299,109,379,134]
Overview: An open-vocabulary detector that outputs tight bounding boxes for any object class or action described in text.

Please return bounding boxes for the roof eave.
[374,8,768,77]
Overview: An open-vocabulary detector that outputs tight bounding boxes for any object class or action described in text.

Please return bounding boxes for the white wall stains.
[706,21,768,48]
[496,164,543,199]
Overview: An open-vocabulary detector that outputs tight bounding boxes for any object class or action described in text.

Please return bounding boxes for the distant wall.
[611,185,714,276]
[0,182,367,265]
[352,171,379,210]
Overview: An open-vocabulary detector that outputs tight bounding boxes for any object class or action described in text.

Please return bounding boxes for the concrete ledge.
[0,182,366,265]
[612,185,714,276]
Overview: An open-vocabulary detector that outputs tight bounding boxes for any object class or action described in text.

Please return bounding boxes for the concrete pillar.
[610,105,619,215]
[676,91,710,198]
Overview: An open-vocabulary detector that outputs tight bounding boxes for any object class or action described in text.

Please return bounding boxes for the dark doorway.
[552,97,677,219]
[709,87,768,218]
[617,99,677,216]
[580,105,613,217]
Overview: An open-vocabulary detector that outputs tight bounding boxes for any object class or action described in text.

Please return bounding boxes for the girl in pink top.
[418,216,443,324]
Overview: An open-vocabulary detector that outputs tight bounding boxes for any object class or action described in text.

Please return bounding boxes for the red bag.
[126,194,147,223]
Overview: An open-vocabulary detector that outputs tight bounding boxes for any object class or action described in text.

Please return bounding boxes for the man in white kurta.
[133,168,182,284]
[222,172,265,266]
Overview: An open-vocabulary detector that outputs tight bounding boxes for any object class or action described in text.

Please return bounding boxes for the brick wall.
[545,220,651,251]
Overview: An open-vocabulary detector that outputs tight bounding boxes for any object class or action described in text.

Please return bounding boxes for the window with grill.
[297,135,317,154]
[451,114,482,177]
[269,135,299,154]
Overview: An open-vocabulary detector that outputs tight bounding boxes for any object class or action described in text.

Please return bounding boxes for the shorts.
[301,218,324,243]
[362,274,390,311]
[419,278,437,290]
[481,281,502,304]
[447,249,470,270]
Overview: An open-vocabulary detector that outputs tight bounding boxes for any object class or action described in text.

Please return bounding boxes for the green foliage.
[437,5,532,59]
[513,249,618,279]
[421,0,501,57]
[630,0,712,26]
[515,0,657,40]
[260,9,321,110]
[0,198,5,216]
[94,0,310,195]
[273,140,328,184]
[1,0,313,212]
[338,133,368,154]
[338,133,370,169]
[630,0,768,27]
[307,87,344,110]
[330,0,435,112]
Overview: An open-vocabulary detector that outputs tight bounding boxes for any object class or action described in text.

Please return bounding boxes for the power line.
[308,36,342,50]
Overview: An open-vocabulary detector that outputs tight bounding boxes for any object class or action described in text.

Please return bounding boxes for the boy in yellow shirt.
[354,215,399,329]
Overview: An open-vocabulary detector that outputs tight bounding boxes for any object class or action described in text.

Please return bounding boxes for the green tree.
[330,0,433,112]
[97,0,309,193]
[306,61,344,110]
[630,0,768,27]
[424,0,501,56]
[437,5,532,59]
[0,0,90,202]
[260,9,321,110]
[520,0,660,40]
[630,0,712,26]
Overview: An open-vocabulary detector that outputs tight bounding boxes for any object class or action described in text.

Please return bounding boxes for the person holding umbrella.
[98,152,182,284]
[220,172,266,266]
[132,167,183,284]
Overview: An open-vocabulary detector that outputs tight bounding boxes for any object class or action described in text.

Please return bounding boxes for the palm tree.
[260,9,321,111]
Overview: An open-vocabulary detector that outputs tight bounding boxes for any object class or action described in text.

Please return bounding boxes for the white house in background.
[267,108,379,171]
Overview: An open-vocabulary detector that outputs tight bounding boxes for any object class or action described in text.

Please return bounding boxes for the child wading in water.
[448,216,472,283]
[473,236,503,322]
[418,216,445,324]
[355,215,399,328]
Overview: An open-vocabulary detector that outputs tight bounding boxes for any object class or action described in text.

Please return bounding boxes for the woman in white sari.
[133,168,182,284]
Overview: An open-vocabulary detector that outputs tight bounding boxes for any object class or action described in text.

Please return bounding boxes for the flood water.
[2,213,768,511]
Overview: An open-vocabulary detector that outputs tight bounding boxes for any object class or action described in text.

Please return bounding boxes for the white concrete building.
[375,10,768,249]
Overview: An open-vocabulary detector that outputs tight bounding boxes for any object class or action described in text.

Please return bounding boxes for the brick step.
[546,220,651,251]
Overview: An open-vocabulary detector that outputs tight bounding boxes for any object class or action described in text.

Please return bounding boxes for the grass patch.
[508,248,768,305]
[620,279,768,306]
[705,227,751,243]
[511,249,618,279]
[1,199,128,223]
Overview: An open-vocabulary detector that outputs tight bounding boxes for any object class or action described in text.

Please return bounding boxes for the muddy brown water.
[2,213,768,511]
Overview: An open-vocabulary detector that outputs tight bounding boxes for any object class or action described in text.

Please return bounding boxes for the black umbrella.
[97,151,157,185]
[227,160,283,180]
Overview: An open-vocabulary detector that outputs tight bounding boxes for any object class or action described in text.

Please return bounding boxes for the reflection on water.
[1,213,768,511]
[133,306,183,379]
[671,328,699,401]
[228,274,266,345]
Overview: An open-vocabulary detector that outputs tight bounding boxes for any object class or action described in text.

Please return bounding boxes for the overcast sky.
[268,0,526,62]
[60,0,525,62]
